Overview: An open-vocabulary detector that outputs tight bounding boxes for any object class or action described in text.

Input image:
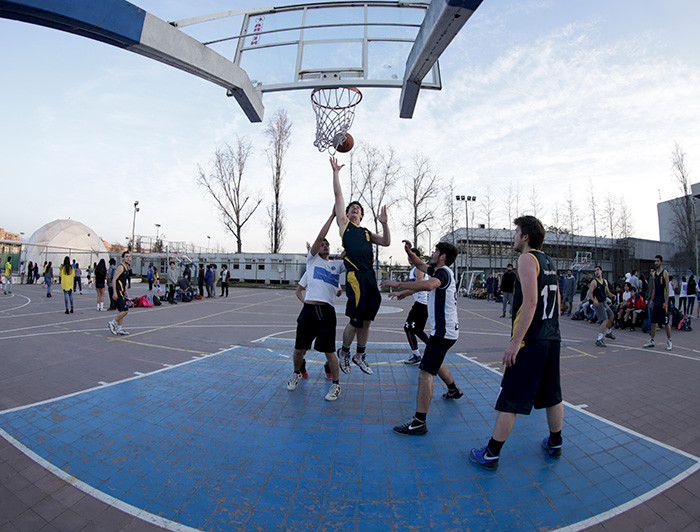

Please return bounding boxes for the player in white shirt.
[287,211,346,401]
[388,249,430,366]
[381,240,463,435]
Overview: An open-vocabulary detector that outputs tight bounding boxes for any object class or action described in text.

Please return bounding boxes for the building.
[657,182,700,274]
[442,227,678,289]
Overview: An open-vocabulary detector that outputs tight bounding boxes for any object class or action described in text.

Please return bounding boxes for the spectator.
[95,259,107,311]
[198,266,205,298]
[44,261,53,297]
[500,264,516,318]
[560,270,576,316]
[678,276,688,314]
[220,265,230,297]
[107,258,117,310]
[628,270,640,291]
[485,273,495,302]
[686,274,696,316]
[167,261,178,304]
[153,266,161,293]
[59,256,75,314]
[627,287,647,331]
[205,265,214,297]
[146,265,154,291]
[74,263,83,294]
[3,257,12,295]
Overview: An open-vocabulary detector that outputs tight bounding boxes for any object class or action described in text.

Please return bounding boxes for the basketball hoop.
[311,87,362,153]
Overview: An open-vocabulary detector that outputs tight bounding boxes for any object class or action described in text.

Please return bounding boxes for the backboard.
[174,2,441,94]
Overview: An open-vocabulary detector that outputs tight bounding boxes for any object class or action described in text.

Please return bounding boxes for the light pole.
[207,235,211,253]
[456,195,476,285]
[131,201,140,252]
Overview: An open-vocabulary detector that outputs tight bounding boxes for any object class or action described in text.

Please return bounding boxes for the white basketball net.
[311,87,362,153]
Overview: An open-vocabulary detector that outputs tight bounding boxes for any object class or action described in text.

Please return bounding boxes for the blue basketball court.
[2,337,697,531]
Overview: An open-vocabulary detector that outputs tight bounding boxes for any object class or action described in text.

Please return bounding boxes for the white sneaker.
[287,372,302,391]
[352,353,373,375]
[666,340,672,351]
[325,383,341,401]
[108,320,118,335]
[642,339,655,348]
[338,348,351,374]
[117,327,130,336]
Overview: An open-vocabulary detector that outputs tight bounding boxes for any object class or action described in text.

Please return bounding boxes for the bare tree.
[265,109,292,253]
[669,142,697,271]
[548,203,564,269]
[480,186,496,271]
[529,185,543,219]
[355,144,400,264]
[441,177,460,246]
[404,154,439,248]
[564,186,580,259]
[197,139,262,253]
[587,178,599,262]
[504,183,517,225]
[617,199,634,239]
[602,192,618,241]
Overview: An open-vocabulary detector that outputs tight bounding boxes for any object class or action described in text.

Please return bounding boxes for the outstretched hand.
[388,291,408,301]
[402,240,413,254]
[378,205,388,224]
[330,157,344,173]
[380,279,398,289]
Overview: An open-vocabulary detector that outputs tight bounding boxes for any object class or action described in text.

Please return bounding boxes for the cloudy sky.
[2,0,699,262]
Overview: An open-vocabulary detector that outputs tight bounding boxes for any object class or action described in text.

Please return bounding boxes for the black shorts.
[295,303,337,354]
[418,336,457,375]
[495,340,562,415]
[96,282,105,289]
[404,302,428,332]
[650,303,668,327]
[115,295,129,313]
[345,270,381,328]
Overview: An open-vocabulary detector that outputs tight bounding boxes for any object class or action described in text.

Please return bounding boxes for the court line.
[0,428,199,532]
[566,346,597,359]
[0,294,32,313]
[108,295,289,342]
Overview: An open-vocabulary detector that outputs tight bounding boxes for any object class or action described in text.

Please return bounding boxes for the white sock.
[597,333,604,341]
[412,349,420,356]
[605,328,612,334]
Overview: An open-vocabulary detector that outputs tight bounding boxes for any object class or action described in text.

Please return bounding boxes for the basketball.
[335,133,354,153]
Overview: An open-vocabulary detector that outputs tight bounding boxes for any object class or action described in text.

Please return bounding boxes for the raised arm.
[403,240,428,273]
[310,210,336,256]
[370,205,391,247]
[330,157,348,232]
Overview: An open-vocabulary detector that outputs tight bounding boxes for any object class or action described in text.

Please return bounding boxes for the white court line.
[463,354,700,532]
[0,428,199,532]
[0,294,32,313]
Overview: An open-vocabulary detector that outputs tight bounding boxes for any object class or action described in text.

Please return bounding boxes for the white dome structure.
[23,219,110,273]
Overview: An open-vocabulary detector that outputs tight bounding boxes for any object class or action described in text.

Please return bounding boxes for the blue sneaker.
[542,437,563,458]
[469,446,499,470]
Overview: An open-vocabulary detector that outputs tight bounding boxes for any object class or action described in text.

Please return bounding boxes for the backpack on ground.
[152,295,161,306]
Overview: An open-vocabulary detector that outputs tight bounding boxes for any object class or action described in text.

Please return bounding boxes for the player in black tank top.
[108,252,132,336]
[471,216,564,471]
[644,255,672,350]
[331,157,391,376]
[511,250,561,344]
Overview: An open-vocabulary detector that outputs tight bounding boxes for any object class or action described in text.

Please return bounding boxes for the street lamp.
[456,195,477,284]
[207,236,211,253]
[130,201,140,252]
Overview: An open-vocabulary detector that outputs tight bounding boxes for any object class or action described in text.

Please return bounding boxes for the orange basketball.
[335,133,354,153]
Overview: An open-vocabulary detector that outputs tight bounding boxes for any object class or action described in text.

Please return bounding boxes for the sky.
[2,0,699,263]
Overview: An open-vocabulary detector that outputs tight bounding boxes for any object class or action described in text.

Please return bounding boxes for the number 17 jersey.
[512,250,561,343]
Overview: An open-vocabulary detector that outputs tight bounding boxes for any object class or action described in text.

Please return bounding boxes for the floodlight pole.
[456,195,476,288]
[131,201,140,252]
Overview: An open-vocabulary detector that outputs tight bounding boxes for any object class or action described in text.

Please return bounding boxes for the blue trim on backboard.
[0,0,146,48]
[445,0,484,9]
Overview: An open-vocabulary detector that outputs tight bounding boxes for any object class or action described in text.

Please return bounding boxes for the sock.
[605,328,612,334]
[341,345,351,354]
[333,380,339,385]
[487,438,505,457]
[414,412,427,423]
[549,431,562,446]
[294,370,301,375]
[412,349,420,356]
[447,381,458,391]
[597,333,604,341]
[357,345,366,355]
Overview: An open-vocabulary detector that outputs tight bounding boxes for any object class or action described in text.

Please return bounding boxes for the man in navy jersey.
[330,157,390,376]
[470,216,563,469]
[381,240,462,435]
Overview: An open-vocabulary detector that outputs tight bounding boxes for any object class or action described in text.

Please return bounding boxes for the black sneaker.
[393,417,428,435]
[541,437,563,458]
[442,387,463,400]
